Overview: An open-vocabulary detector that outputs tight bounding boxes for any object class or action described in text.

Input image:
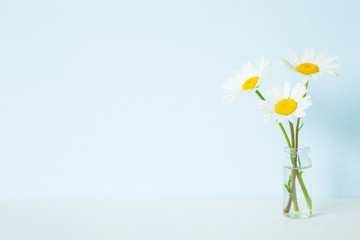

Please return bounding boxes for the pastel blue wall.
[0,0,359,200]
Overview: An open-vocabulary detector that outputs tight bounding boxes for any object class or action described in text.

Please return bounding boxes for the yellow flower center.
[296,63,320,75]
[275,99,297,115]
[242,76,259,91]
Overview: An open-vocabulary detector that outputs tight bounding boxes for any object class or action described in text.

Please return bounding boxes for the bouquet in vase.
[222,49,341,218]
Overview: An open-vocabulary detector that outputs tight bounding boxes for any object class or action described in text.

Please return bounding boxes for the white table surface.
[0,199,359,240]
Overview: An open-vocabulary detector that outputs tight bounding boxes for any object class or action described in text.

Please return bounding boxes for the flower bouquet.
[222,49,341,218]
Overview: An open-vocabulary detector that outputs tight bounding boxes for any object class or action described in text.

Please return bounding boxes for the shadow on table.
[312,199,359,218]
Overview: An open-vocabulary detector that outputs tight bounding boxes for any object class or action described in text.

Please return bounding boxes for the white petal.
[288,115,295,123]
[293,109,306,118]
[287,50,301,65]
[301,48,310,62]
[264,113,273,121]
[279,58,297,71]
[272,83,285,102]
[313,52,328,65]
[256,57,271,77]
[320,55,338,66]
[265,88,277,104]
[275,115,286,123]
[283,82,291,98]
[301,75,310,84]
[290,83,307,102]
[297,96,313,109]
[320,63,342,70]
[257,100,270,110]
[321,70,339,76]
[308,48,315,62]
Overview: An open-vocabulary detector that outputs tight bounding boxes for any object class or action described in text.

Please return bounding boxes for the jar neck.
[283,145,311,167]
[284,145,310,155]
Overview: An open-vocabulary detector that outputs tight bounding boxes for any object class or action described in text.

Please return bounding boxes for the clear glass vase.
[282,146,312,219]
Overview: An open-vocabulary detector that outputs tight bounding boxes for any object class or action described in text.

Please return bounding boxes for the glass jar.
[282,146,312,218]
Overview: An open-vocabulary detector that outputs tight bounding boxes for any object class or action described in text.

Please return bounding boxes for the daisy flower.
[279,48,341,83]
[257,82,313,123]
[222,57,271,103]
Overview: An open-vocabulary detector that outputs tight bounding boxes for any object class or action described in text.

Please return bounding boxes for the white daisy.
[257,82,313,123]
[279,48,341,83]
[222,57,271,103]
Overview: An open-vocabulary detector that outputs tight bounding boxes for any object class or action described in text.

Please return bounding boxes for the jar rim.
[284,145,310,152]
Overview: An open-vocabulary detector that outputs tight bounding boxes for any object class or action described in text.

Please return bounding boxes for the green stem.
[295,118,312,213]
[255,90,265,100]
[256,89,307,213]
[304,81,309,96]
[278,122,291,148]
[295,81,313,213]
[289,122,299,212]
[295,118,300,150]
[289,122,295,149]
[297,171,312,213]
